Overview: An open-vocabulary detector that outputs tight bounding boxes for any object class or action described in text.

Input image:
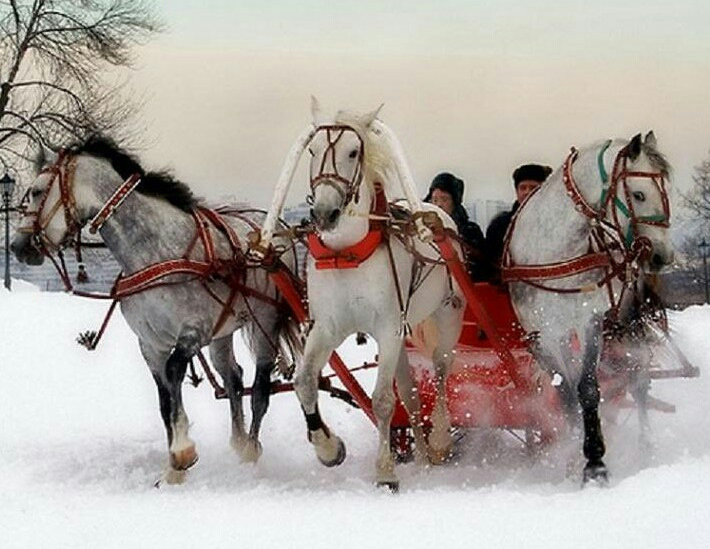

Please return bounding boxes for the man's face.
[430,188,455,215]
[516,179,541,203]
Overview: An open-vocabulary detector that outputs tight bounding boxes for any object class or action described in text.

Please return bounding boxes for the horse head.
[619,132,674,271]
[307,99,383,232]
[11,138,128,266]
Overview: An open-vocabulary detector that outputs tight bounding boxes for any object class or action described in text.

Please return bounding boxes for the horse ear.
[644,131,657,148]
[361,104,384,128]
[310,95,327,126]
[627,133,643,160]
[34,144,56,174]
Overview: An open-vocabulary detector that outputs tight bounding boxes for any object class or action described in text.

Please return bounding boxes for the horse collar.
[308,182,388,270]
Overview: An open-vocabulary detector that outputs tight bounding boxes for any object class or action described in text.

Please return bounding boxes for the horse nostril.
[651,253,664,267]
[328,208,341,224]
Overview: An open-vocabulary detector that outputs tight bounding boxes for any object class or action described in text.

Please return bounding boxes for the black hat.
[512,164,553,188]
[424,172,464,205]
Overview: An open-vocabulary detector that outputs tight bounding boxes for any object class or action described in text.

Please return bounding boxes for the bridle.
[15,149,142,292]
[17,149,143,250]
[16,150,83,252]
[308,124,365,209]
[563,140,670,251]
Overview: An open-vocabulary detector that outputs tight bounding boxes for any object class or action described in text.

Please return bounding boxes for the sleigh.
[261,230,699,456]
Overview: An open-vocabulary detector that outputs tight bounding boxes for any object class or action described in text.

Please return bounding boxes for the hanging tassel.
[397,312,412,339]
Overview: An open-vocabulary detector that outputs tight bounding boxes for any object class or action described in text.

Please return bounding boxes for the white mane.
[333,110,400,198]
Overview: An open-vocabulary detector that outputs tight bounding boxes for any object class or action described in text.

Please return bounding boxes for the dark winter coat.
[452,205,487,281]
[485,201,520,283]
[424,172,486,280]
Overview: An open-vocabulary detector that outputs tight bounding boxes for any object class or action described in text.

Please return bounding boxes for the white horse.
[505,132,673,483]
[256,100,465,490]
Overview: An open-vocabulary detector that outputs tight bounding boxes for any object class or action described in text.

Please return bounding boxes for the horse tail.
[274,307,304,379]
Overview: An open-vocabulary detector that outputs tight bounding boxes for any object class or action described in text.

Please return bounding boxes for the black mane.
[66,135,198,213]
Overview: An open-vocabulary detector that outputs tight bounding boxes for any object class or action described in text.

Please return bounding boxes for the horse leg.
[393,345,428,466]
[578,323,608,484]
[141,335,200,484]
[244,355,275,463]
[294,324,346,467]
[371,336,407,491]
[629,360,653,453]
[208,337,249,459]
[427,306,461,464]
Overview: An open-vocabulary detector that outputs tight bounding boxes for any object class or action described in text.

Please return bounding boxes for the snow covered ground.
[1,283,709,548]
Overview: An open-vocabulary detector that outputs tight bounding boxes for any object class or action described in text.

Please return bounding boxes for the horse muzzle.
[10,233,46,266]
[645,242,674,272]
[310,204,342,232]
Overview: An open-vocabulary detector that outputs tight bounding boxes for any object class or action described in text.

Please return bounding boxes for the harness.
[501,140,670,319]
[301,122,455,336]
[307,182,389,269]
[18,151,283,351]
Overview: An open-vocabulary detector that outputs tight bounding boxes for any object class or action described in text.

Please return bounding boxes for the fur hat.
[424,172,464,205]
[512,164,553,188]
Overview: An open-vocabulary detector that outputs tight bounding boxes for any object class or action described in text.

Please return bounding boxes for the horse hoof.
[155,467,188,487]
[376,480,400,494]
[427,444,453,466]
[582,461,609,486]
[170,445,199,471]
[239,439,263,463]
[318,437,346,468]
[310,430,346,467]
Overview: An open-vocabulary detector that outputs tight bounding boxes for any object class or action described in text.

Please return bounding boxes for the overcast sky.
[129,1,710,209]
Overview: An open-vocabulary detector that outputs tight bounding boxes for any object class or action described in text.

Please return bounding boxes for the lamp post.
[700,238,710,304]
[0,173,16,290]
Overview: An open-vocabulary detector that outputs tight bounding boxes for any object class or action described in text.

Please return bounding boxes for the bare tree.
[0,0,162,177]
[684,151,710,230]
[676,151,710,302]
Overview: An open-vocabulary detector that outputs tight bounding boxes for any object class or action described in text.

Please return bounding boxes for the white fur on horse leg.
[427,394,453,464]
[169,412,198,471]
[239,436,263,463]
[371,359,399,488]
[428,344,455,464]
[393,347,429,466]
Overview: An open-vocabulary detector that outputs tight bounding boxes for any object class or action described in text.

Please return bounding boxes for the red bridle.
[309,124,365,207]
[17,150,142,250]
[16,150,83,251]
[563,143,670,250]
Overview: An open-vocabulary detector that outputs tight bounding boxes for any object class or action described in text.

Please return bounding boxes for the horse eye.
[632,191,646,202]
[348,149,358,159]
[307,148,315,157]
[31,189,43,198]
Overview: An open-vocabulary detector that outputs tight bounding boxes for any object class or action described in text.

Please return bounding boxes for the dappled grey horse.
[505,132,673,483]
[11,136,300,484]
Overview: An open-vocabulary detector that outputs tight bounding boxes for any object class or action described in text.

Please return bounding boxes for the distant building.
[283,202,310,226]
[5,249,121,293]
[469,199,508,229]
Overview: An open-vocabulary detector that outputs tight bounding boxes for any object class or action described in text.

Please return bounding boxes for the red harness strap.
[307,182,388,270]
[114,208,218,298]
[502,252,610,283]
